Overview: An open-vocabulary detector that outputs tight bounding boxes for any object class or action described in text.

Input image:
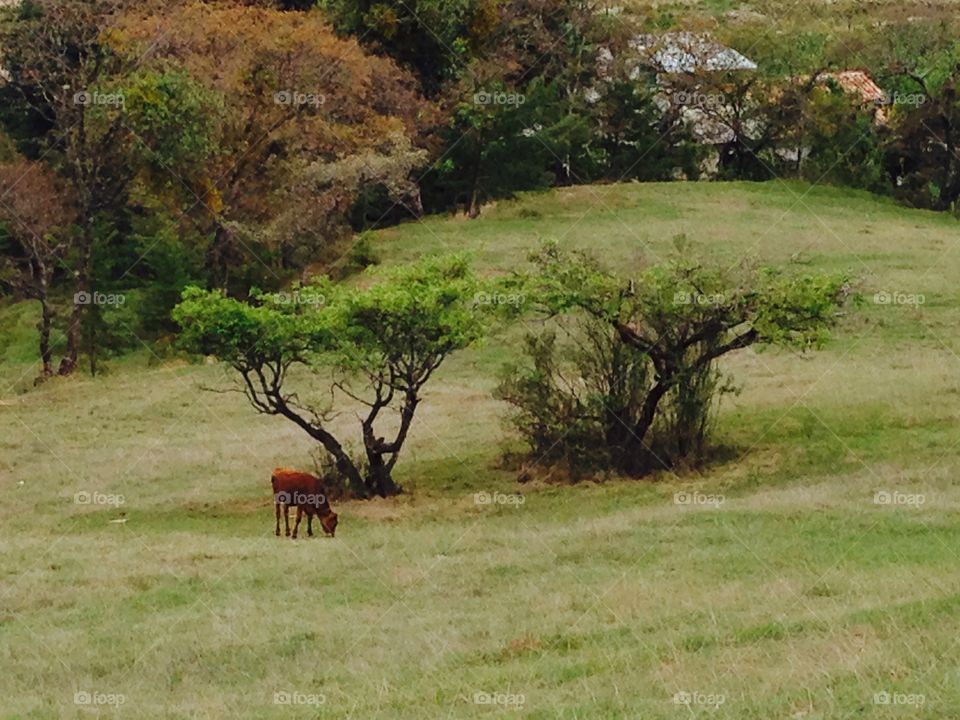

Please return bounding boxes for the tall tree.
[0,0,136,374]
[0,159,76,379]
[117,1,431,290]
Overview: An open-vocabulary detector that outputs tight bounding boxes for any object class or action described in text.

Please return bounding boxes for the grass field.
[4,180,960,718]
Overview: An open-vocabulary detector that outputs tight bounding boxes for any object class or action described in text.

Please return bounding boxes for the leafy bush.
[497,314,734,478]
[496,242,852,478]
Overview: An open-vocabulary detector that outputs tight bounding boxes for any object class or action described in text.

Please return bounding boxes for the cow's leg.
[292,506,303,539]
[283,504,291,536]
[307,512,314,537]
[275,501,281,536]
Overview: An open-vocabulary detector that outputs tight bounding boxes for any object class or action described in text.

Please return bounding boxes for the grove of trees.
[0,0,954,380]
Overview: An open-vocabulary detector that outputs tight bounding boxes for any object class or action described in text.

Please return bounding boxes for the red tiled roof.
[824,70,886,104]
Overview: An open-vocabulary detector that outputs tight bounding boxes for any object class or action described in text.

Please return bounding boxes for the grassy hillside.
[637,0,960,26]
[3,181,960,718]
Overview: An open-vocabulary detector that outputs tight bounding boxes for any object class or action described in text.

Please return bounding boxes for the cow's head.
[320,511,338,537]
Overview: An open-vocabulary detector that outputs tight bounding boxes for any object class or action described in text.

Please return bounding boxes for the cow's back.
[271,468,329,513]
[271,467,318,494]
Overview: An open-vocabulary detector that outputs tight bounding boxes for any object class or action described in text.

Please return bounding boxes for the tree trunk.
[624,379,672,475]
[315,437,367,499]
[86,305,98,377]
[603,405,633,469]
[365,450,401,498]
[59,303,81,375]
[407,186,424,218]
[207,222,234,290]
[34,262,54,380]
[275,401,369,498]
[467,185,481,219]
[362,417,403,497]
[467,138,483,219]
[37,296,54,380]
[314,433,367,499]
[59,226,92,376]
[336,454,368,498]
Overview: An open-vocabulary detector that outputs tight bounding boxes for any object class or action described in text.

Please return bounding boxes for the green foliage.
[132,214,207,335]
[497,319,652,476]
[334,233,381,280]
[122,67,222,176]
[800,87,887,194]
[886,69,960,211]
[173,286,321,369]
[508,240,624,319]
[589,79,703,182]
[3,0,959,379]
[348,233,380,268]
[79,298,140,376]
[498,315,733,476]
[320,0,477,92]
[330,254,485,370]
[175,254,484,370]
[0,129,18,164]
[427,78,567,214]
[866,21,960,92]
[730,28,830,77]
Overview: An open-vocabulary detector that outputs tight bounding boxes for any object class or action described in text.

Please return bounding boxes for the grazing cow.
[270,468,339,539]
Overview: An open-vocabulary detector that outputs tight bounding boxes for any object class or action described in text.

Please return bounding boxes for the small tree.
[591,76,703,182]
[498,242,852,477]
[173,255,486,498]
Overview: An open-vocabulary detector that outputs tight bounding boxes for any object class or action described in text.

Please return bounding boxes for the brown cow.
[271,468,339,539]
